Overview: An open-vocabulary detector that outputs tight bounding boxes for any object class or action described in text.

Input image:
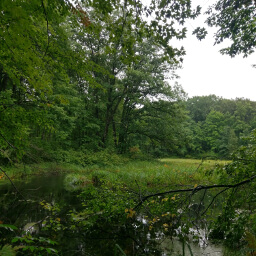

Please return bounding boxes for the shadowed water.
[0,175,224,255]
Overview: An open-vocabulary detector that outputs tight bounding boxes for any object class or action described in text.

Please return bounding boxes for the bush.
[42,149,128,167]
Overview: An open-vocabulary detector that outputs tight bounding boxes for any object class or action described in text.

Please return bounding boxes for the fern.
[0,245,16,256]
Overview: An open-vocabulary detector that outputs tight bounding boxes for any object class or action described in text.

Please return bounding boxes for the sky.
[172,0,256,101]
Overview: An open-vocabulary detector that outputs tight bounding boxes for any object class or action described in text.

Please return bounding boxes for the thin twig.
[0,167,27,201]
[24,216,50,233]
[135,179,142,202]
[41,0,50,57]
[0,132,16,149]
[201,187,229,216]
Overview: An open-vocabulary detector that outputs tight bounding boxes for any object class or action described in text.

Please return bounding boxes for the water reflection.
[161,238,223,256]
[0,175,224,256]
[134,214,223,256]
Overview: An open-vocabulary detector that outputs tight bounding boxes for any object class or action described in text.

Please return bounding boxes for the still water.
[0,175,224,255]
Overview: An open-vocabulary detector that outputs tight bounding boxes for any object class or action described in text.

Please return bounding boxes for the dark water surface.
[0,175,224,256]
[0,175,77,224]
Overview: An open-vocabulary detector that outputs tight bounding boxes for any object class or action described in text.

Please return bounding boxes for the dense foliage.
[184,95,256,158]
[0,0,200,164]
[1,0,255,164]
[1,0,256,255]
[206,0,256,57]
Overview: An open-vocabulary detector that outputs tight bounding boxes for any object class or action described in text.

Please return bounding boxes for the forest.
[1,0,256,255]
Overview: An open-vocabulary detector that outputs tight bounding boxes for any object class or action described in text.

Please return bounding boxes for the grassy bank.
[0,158,228,189]
[0,158,244,256]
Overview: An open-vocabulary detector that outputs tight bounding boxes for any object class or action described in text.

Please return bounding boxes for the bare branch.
[201,187,229,216]
[133,174,256,210]
[0,132,16,149]
[135,179,142,202]
[41,0,50,57]
[0,167,26,201]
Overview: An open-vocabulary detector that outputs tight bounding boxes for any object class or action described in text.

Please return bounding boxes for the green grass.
[0,158,229,190]
[159,158,230,169]
[97,158,228,187]
[63,158,228,192]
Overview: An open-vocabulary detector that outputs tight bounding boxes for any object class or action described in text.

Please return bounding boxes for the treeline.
[2,78,255,164]
[0,1,255,165]
[184,95,256,158]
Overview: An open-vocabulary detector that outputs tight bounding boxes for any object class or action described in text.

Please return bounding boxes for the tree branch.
[201,187,229,216]
[133,174,256,210]
[0,132,16,149]
[0,167,26,201]
[41,0,50,57]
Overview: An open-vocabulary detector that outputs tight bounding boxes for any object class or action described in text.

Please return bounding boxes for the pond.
[0,174,225,255]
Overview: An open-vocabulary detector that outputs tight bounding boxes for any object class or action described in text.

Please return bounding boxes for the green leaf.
[0,224,18,232]
[11,238,19,243]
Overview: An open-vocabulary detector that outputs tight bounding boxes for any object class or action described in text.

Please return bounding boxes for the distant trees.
[184,95,256,158]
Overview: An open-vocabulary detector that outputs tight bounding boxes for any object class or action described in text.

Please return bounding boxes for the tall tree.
[69,5,190,153]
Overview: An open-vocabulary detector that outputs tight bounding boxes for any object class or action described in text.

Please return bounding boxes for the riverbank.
[0,158,249,256]
[0,158,227,183]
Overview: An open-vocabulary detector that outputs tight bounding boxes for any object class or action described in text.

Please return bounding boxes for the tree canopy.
[0,0,201,162]
[206,0,256,57]
[0,0,256,163]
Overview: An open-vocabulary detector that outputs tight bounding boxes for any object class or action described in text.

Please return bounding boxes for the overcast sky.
[173,0,256,101]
